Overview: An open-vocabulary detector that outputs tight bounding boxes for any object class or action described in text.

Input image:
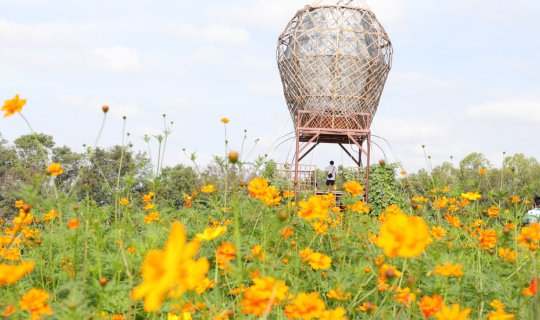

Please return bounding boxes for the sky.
[1,0,539,172]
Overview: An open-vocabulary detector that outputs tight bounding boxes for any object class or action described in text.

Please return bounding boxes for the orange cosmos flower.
[418,294,443,318]
[298,195,329,221]
[326,288,351,301]
[485,300,515,319]
[281,227,294,240]
[195,278,214,294]
[478,229,497,249]
[376,209,431,258]
[498,248,516,263]
[2,94,26,117]
[131,222,209,312]
[0,261,35,285]
[516,222,540,250]
[183,190,197,208]
[434,304,471,320]
[200,184,215,193]
[284,292,326,319]
[46,162,63,176]
[144,212,160,224]
[311,221,328,235]
[66,219,80,229]
[220,117,230,124]
[259,185,282,206]
[378,264,401,282]
[432,197,449,209]
[522,278,539,296]
[305,252,332,270]
[356,302,377,313]
[19,288,53,318]
[431,226,447,239]
[15,199,25,208]
[216,242,236,270]
[350,201,371,214]
[433,263,463,277]
[478,168,487,175]
[394,287,416,307]
[343,180,364,197]
[510,196,521,203]
[283,190,294,198]
[251,245,266,260]
[2,305,15,317]
[320,307,347,320]
[444,214,461,229]
[241,277,289,316]
[247,178,269,198]
[142,192,154,203]
[298,247,314,261]
[487,206,500,218]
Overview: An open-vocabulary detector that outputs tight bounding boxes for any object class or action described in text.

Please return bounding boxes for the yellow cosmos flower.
[131,222,209,311]
[460,192,481,201]
[498,248,516,263]
[376,209,431,258]
[2,94,26,117]
[343,180,364,197]
[46,162,63,176]
[196,226,227,241]
[434,304,471,320]
[119,198,129,205]
[200,184,215,193]
[43,209,60,221]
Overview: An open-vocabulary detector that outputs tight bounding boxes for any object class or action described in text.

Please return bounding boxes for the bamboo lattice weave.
[277,2,392,130]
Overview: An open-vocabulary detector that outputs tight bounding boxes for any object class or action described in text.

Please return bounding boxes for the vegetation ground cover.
[1,96,539,319]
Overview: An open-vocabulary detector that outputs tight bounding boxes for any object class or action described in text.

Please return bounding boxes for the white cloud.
[466,100,540,125]
[0,18,80,47]
[165,23,252,48]
[92,46,142,72]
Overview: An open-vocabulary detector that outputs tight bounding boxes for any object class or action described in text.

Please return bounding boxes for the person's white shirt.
[326,165,337,181]
[524,208,540,224]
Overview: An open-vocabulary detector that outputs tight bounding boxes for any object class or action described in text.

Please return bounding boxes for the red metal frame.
[293,109,372,202]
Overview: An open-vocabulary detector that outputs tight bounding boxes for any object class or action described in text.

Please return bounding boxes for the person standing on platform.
[326,160,337,193]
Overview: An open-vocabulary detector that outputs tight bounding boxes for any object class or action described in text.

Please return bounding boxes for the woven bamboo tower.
[277,0,393,200]
[277,0,393,130]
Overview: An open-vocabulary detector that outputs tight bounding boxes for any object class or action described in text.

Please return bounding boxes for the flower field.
[1,95,540,319]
